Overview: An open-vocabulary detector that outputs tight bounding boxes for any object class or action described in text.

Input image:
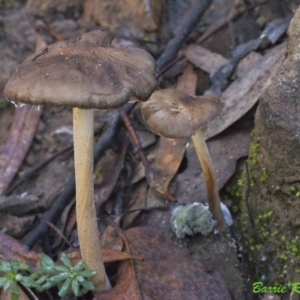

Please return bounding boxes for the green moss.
[250,142,260,152]
[288,186,300,197]
[275,185,281,191]
[260,168,270,183]
[230,135,300,283]
[271,228,280,236]
[237,178,245,187]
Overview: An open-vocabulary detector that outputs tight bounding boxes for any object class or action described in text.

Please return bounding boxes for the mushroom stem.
[191,130,226,231]
[73,107,111,292]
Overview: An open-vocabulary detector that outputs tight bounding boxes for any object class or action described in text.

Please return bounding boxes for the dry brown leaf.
[151,137,187,202]
[94,259,142,300]
[204,42,286,139]
[176,62,198,93]
[184,44,262,80]
[122,180,148,229]
[234,51,262,78]
[0,105,42,195]
[95,226,230,299]
[0,213,35,238]
[95,220,143,300]
[129,226,231,299]
[102,217,123,252]
[0,231,40,266]
[0,34,46,195]
[0,195,40,216]
[184,44,229,74]
[94,139,129,208]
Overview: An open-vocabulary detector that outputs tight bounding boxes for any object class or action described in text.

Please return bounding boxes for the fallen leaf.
[0,34,46,195]
[204,41,286,139]
[95,258,142,300]
[94,139,129,209]
[122,180,148,229]
[95,226,231,299]
[0,195,40,216]
[129,227,231,299]
[0,213,35,238]
[208,38,262,95]
[151,137,187,202]
[102,217,123,252]
[184,44,229,74]
[95,219,143,300]
[0,105,42,195]
[234,51,262,78]
[0,231,40,266]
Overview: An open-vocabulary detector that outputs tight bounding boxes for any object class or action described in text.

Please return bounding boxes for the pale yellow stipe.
[73,107,111,292]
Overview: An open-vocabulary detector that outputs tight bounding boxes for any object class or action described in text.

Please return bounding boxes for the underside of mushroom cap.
[141,88,224,138]
[4,30,157,109]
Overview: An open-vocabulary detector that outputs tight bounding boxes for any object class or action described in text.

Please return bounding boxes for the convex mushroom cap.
[4,30,157,109]
[141,88,224,138]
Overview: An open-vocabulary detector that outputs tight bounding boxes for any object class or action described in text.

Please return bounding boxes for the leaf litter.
[0,1,294,299]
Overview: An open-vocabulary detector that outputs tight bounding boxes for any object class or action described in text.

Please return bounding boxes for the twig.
[31,47,48,61]
[119,107,149,168]
[35,22,64,41]
[46,221,73,249]
[156,0,213,74]
[156,1,268,78]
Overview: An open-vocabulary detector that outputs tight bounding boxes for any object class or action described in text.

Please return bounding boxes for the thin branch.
[156,1,268,78]
[119,107,149,168]
[156,0,212,74]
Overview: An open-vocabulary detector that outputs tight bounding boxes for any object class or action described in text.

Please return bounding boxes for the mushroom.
[141,88,227,231]
[4,30,157,291]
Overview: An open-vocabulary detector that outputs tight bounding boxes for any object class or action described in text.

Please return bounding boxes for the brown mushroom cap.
[141,88,223,138]
[4,30,157,109]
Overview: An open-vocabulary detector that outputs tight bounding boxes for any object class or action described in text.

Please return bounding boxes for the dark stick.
[23,109,122,249]
[156,0,212,74]
[156,1,268,78]
[23,175,76,249]
[119,107,149,168]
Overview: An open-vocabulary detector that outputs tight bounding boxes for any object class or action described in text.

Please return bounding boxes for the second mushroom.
[141,88,227,231]
[4,30,157,292]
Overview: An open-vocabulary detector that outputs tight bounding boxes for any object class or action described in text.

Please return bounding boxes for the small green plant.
[0,253,96,299]
[0,260,36,300]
